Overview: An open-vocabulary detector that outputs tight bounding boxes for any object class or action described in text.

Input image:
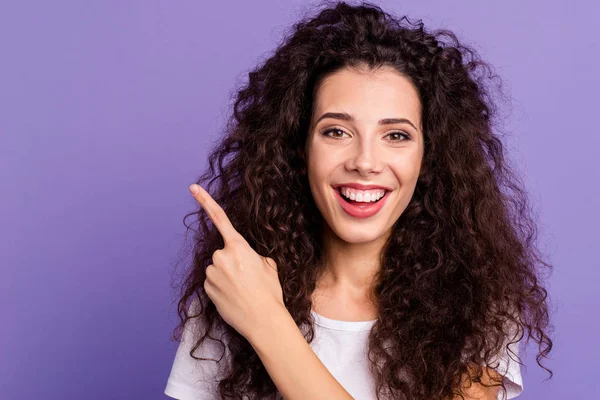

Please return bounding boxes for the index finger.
[189,184,242,244]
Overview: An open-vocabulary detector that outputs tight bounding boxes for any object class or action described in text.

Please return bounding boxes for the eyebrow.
[315,112,419,132]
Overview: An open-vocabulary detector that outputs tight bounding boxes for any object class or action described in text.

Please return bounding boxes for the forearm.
[248,306,354,400]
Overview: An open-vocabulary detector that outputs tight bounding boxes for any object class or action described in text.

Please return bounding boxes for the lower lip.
[332,187,391,219]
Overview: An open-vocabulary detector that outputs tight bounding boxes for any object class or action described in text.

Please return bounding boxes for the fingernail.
[189,184,200,195]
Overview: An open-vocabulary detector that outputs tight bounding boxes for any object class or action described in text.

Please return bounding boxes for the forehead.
[311,66,422,128]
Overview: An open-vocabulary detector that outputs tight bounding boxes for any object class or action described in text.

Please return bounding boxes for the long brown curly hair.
[171,1,554,399]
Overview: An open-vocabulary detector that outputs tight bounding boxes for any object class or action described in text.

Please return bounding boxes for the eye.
[321,128,411,142]
[321,127,349,138]
[385,131,411,141]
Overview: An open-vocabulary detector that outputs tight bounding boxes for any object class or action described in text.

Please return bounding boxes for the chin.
[329,224,386,244]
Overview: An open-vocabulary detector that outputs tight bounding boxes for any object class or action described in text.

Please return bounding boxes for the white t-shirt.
[164,305,523,400]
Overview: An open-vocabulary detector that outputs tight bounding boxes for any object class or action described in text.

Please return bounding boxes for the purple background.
[1,1,597,399]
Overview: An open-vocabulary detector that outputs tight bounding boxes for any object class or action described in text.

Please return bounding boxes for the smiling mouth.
[336,187,388,205]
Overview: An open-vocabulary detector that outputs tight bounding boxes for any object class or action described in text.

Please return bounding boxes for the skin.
[304,64,502,399]
[188,64,502,399]
[190,183,354,400]
[306,64,424,317]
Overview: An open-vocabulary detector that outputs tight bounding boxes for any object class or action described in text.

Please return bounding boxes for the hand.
[189,183,285,340]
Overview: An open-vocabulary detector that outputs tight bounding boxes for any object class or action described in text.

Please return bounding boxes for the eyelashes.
[320,127,411,142]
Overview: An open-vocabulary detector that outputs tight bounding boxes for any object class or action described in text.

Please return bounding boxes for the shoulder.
[164,297,231,400]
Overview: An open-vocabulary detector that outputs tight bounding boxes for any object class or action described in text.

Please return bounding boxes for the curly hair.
[171,1,554,399]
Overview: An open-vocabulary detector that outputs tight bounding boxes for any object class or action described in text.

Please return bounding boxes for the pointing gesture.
[189,183,285,340]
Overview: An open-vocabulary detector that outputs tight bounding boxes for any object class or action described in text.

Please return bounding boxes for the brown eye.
[321,128,348,138]
[321,128,411,141]
[386,132,410,141]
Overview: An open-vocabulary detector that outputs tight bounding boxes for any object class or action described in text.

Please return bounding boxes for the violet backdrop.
[1,0,597,399]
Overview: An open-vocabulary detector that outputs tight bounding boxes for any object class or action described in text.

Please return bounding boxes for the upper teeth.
[340,187,386,202]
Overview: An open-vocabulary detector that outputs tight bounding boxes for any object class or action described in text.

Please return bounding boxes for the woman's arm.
[247,305,355,400]
[248,305,502,400]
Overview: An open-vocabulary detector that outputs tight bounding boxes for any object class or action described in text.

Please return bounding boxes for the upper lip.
[332,183,392,191]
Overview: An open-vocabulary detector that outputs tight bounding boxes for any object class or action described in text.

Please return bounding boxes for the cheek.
[390,156,421,182]
[306,157,326,198]
[307,146,335,180]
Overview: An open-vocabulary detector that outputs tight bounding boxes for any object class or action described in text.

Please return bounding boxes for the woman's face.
[306,65,424,244]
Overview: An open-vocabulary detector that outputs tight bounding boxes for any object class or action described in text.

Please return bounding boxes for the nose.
[344,138,383,176]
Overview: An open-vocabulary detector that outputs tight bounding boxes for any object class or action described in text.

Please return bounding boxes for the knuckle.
[205,264,214,276]
[208,211,219,224]
[212,207,225,223]
[212,249,223,263]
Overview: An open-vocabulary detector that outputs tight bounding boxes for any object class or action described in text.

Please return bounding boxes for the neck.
[317,224,390,295]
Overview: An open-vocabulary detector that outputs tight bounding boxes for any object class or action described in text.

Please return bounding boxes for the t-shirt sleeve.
[164,298,230,400]
[491,335,523,400]
[489,318,524,400]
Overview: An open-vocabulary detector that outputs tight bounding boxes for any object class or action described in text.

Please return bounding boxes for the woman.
[164,2,553,399]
